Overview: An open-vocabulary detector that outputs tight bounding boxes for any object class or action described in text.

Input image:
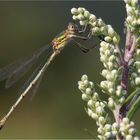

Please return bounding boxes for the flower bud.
[81,74,88,81]
[71,8,78,15]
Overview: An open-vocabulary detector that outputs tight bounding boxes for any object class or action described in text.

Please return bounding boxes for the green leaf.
[127,94,140,119]
[124,88,140,104]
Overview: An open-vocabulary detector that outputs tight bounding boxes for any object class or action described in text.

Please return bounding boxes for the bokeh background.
[0,1,139,139]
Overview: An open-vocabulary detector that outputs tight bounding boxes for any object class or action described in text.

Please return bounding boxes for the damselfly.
[0,22,98,129]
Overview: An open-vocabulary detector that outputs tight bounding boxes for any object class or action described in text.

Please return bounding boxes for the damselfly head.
[67,22,78,33]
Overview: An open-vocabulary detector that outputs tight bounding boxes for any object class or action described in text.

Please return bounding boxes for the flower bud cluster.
[119,117,139,140]
[71,7,120,45]
[100,41,126,105]
[124,0,140,33]
[78,75,111,139]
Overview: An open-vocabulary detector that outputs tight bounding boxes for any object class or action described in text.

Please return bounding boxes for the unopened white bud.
[83,80,89,87]
[131,0,138,6]
[79,20,87,26]
[98,116,106,125]
[135,77,140,85]
[77,14,85,20]
[81,74,88,81]
[86,88,92,95]
[82,93,90,101]
[105,36,112,42]
[105,132,112,138]
[89,14,96,21]
[91,113,98,120]
[127,16,133,23]
[77,7,85,13]
[134,136,140,140]
[72,15,78,20]
[108,27,115,37]
[123,117,130,124]
[87,99,93,107]
[128,128,136,135]
[96,106,104,115]
[113,36,119,44]
[126,135,133,140]
[84,10,90,18]
[71,8,78,15]
[104,124,112,131]
[119,96,125,104]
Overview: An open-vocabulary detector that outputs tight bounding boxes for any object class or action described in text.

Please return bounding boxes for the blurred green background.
[0,1,139,139]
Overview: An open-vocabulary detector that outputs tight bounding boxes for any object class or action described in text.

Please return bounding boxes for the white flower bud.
[71,8,78,15]
[83,80,89,87]
[132,20,137,26]
[128,128,136,135]
[135,77,140,85]
[126,135,133,140]
[84,10,90,18]
[134,136,140,140]
[108,99,115,109]
[127,16,133,23]
[78,7,85,13]
[105,50,111,56]
[109,55,116,62]
[105,36,112,42]
[91,21,97,27]
[100,81,107,89]
[87,108,93,116]
[98,116,106,125]
[89,82,94,88]
[82,93,90,101]
[95,101,100,107]
[96,106,104,115]
[130,121,135,127]
[72,15,78,20]
[104,124,112,131]
[106,74,113,81]
[113,36,119,44]
[100,55,106,62]
[137,19,140,25]
[119,96,125,104]
[131,0,138,6]
[112,122,119,130]
[109,88,115,94]
[101,69,108,77]
[87,99,93,107]
[79,20,87,26]
[107,62,114,69]
[78,85,85,91]
[89,14,96,21]
[116,89,122,97]
[97,126,104,134]
[92,27,100,33]
[91,112,98,120]
[123,117,130,124]
[136,49,140,56]
[81,74,88,81]
[86,88,92,95]
[77,14,85,20]
[112,130,118,136]
[105,132,112,138]
[98,18,104,26]
[131,72,137,78]
[126,6,133,14]
[108,26,115,37]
